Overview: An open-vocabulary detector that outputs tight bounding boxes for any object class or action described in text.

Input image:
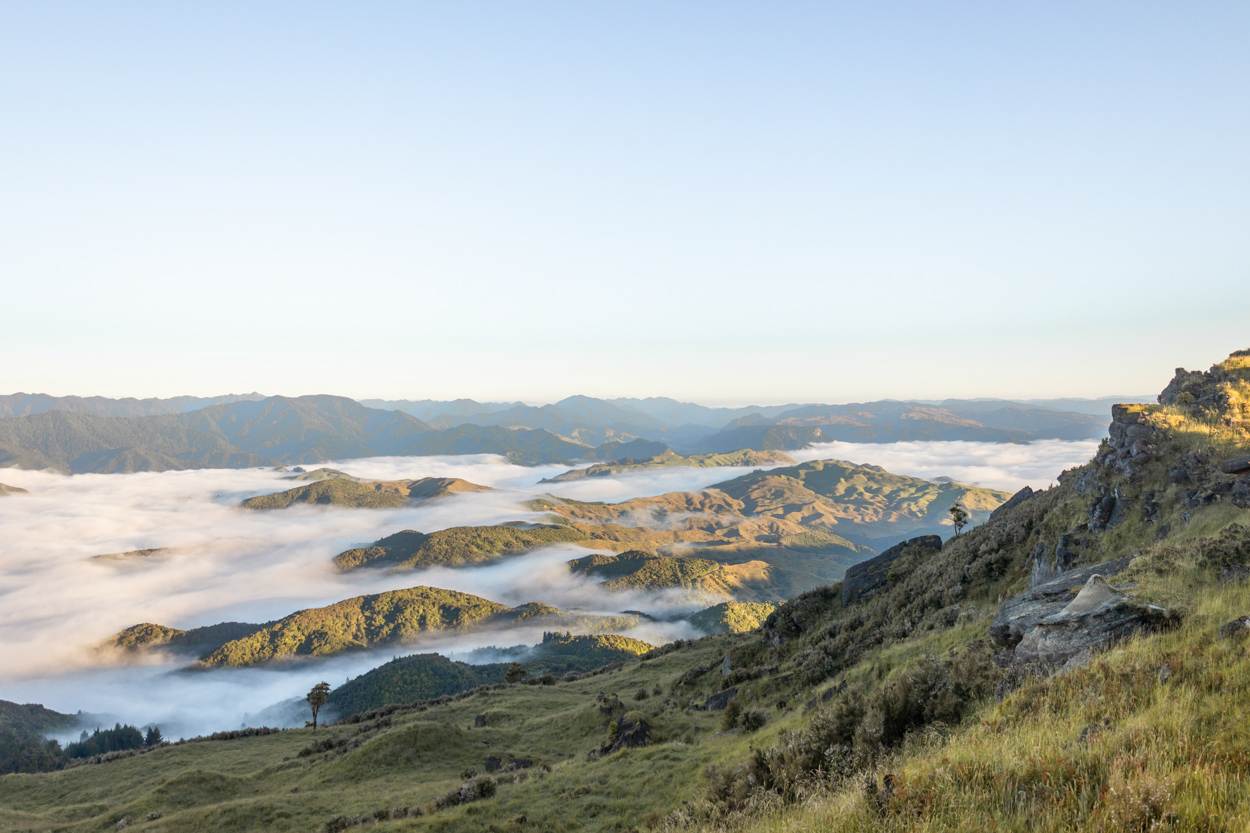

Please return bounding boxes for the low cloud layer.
[0,440,1094,735]
[789,439,1099,492]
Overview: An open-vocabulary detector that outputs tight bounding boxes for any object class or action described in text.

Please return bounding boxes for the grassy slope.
[333,525,584,571]
[6,353,1247,833]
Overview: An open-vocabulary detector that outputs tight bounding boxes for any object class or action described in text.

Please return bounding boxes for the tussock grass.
[720,579,1250,833]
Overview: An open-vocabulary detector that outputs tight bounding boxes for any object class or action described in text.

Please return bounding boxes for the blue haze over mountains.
[0,390,1151,475]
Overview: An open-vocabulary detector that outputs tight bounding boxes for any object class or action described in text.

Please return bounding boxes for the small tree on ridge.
[307,681,331,730]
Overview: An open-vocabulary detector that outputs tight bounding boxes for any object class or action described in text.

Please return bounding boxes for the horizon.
[0,387,1160,412]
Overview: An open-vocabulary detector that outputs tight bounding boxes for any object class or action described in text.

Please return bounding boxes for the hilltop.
[3,350,1243,831]
[110,586,641,669]
[687,600,777,634]
[108,622,265,659]
[332,523,583,571]
[0,481,27,496]
[536,458,1007,554]
[240,476,490,511]
[326,633,656,719]
[329,457,1000,596]
[540,448,794,482]
[567,550,764,599]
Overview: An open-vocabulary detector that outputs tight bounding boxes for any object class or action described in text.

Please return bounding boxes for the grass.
[719,577,1250,833]
[0,641,771,833]
[7,351,1250,833]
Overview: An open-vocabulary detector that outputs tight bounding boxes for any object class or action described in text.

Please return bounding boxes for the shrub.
[740,710,767,732]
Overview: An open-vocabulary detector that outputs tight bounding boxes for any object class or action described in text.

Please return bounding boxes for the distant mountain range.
[0,396,590,473]
[0,392,265,418]
[364,394,1149,448]
[0,391,1149,475]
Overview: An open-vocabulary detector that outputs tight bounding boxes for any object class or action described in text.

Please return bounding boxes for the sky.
[1,2,1247,404]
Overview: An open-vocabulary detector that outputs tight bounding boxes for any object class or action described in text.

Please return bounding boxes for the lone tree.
[307,681,331,730]
[949,502,969,537]
[504,662,527,684]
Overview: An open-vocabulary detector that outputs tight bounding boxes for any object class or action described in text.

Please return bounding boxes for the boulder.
[1218,616,1250,640]
[601,711,651,754]
[840,535,942,606]
[991,557,1131,648]
[1232,478,1250,510]
[703,687,738,711]
[1221,456,1250,475]
[1012,575,1174,667]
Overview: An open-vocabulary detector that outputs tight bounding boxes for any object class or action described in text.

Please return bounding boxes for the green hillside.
[4,351,1248,833]
[195,587,542,667]
[688,601,777,634]
[333,524,583,571]
[567,551,742,596]
[326,654,510,719]
[240,477,490,511]
[109,622,262,659]
[327,633,656,719]
[541,449,795,482]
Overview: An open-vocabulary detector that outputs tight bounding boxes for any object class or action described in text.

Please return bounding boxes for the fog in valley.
[0,440,1097,737]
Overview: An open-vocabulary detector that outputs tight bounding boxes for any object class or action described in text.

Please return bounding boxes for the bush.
[740,710,767,732]
[65,724,145,759]
[436,776,497,809]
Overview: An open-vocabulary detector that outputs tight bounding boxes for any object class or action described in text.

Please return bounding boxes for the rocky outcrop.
[601,711,651,754]
[1095,405,1161,480]
[1219,616,1250,640]
[1220,455,1250,475]
[990,557,1132,649]
[990,486,1034,521]
[840,535,942,606]
[703,687,737,711]
[1028,534,1078,588]
[1012,575,1174,668]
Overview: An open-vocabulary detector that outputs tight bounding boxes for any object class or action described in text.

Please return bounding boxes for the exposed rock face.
[1028,534,1079,588]
[990,557,1132,648]
[601,712,651,753]
[1221,455,1250,475]
[840,535,942,606]
[990,486,1034,521]
[1159,368,1214,408]
[703,687,737,711]
[1011,575,1174,668]
[1095,405,1161,480]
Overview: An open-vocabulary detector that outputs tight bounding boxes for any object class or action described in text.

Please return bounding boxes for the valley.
[2,356,1238,833]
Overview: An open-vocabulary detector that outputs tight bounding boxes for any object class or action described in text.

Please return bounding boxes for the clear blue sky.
[2,2,1247,403]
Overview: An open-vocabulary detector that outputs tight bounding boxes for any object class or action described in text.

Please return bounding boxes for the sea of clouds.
[0,439,1097,737]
